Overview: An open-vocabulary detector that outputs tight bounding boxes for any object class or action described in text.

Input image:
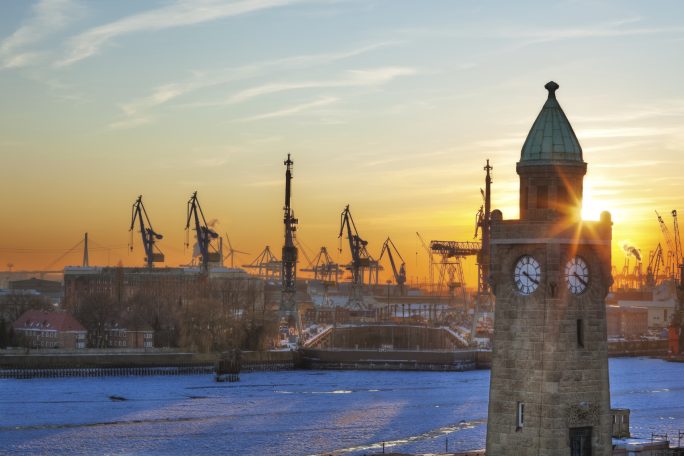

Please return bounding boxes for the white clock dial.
[514,255,541,295]
[565,256,589,294]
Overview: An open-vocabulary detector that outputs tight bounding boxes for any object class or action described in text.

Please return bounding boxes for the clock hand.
[522,270,539,285]
[573,272,588,287]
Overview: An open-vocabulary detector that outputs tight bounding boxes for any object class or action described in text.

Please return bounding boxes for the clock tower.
[485,82,613,456]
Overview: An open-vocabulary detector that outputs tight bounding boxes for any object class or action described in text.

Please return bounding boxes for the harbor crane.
[339,205,374,308]
[656,210,677,280]
[301,246,342,283]
[673,210,682,281]
[281,154,299,316]
[378,237,407,295]
[129,195,164,268]
[243,246,281,279]
[185,191,220,272]
[474,160,493,295]
[416,232,435,292]
[646,243,664,288]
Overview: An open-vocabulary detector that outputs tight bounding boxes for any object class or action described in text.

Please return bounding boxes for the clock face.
[565,256,589,294]
[514,255,541,295]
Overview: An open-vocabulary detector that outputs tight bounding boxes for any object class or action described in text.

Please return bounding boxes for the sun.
[580,182,617,222]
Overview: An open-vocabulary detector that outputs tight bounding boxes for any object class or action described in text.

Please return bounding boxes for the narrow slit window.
[516,402,524,429]
[577,319,584,348]
[556,185,568,211]
[537,186,548,208]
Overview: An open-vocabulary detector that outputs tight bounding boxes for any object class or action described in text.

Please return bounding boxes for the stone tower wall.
[486,217,612,455]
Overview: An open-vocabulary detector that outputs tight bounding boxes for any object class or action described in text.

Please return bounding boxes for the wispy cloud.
[573,102,684,123]
[238,96,338,121]
[577,127,672,139]
[398,17,684,47]
[222,67,417,105]
[505,18,684,45]
[113,41,400,127]
[109,115,153,130]
[57,0,304,67]
[1,0,82,69]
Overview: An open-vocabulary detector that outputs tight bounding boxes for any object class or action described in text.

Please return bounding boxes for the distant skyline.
[1,0,683,284]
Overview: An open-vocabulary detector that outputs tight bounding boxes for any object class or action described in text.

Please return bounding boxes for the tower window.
[557,185,568,209]
[537,186,548,208]
[577,319,584,348]
[516,402,525,429]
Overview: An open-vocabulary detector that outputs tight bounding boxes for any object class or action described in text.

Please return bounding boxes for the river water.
[1,358,683,455]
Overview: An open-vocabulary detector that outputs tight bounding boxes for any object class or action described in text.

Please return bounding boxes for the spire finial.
[545,81,559,99]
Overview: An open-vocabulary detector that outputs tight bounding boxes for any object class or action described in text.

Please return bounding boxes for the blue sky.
[1,0,683,279]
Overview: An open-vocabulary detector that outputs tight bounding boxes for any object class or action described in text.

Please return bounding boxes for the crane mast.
[474,159,492,295]
[673,210,682,282]
[129,195,164,268]
[185,191,220,272]
[281,154,298,313]
[378,237,407,295]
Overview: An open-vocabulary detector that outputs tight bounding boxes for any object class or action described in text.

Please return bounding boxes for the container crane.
[378,237,407,295]
[243,246,281,278]
[185,191,220,272]
[339,205,373,308]
[129,195,164,268]
[301,246,342,283]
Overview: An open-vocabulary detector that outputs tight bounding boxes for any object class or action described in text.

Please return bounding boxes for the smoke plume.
[622,242,642,262]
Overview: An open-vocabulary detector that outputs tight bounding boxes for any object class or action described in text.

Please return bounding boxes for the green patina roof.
[520,81,583,163]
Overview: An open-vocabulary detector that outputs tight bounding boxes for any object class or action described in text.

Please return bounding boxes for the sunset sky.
[1,0,683,286]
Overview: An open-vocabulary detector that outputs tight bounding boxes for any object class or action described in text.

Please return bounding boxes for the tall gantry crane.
[129,195,164,268]
[281,154,298,314]
[378,237,407,295]
[185,191,220,272]
[429,240,480,303]
[339,205,374,308]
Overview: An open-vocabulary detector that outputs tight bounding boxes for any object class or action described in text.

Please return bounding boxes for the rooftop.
[13,310,86,332]
[520,81,584,164]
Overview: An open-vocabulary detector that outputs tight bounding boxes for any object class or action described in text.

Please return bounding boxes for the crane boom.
[378,237,407,293]
[339,205,373,308]
[129,195,164,268]
[673,210,682,276]
[185,191,220,271]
